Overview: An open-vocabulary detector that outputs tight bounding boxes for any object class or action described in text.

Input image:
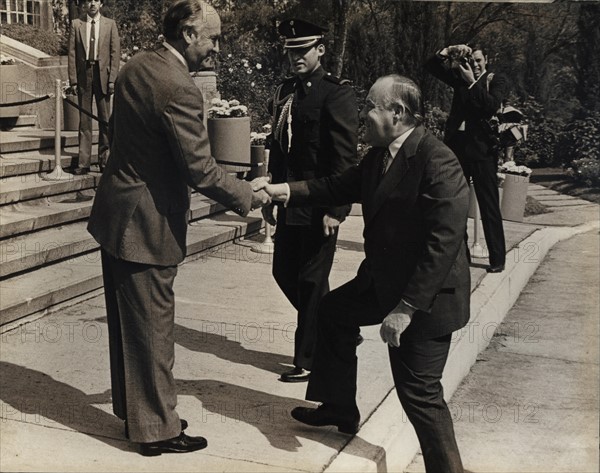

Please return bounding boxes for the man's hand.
[262,203,277,226]
[322,214,341,237]
[252,180,290,203]
[108,82,115,95]
[68,85,78,96]
[251,188,271,210]
[457,62,475,85]
[380,300,416,348]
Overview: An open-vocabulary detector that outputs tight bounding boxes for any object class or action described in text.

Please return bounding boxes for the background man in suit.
[426,44,510,273]
[87,0,270,456]
[68,0,120,174]
[256,75,470,473]
[264,19,359,382]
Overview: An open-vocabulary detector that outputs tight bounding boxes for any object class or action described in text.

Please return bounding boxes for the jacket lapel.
[365,126,425,226]
[78,19,88,56]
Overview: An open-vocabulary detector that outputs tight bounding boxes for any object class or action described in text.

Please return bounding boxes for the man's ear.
[316,44,326,58]
[182,27,196,45]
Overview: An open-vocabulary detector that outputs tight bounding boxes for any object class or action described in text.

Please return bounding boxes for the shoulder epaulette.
[324,73,352,86]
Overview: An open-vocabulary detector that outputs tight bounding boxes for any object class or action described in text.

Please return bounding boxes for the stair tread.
[0,171,101,205]
[0,191,222,238]
[0,130,86,153]
[0,211,262,325]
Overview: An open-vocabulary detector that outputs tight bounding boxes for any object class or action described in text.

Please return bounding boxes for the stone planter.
[248,145,267,180]
[500,173,529,222]
[207,117,251,174]
[0,64,21,120]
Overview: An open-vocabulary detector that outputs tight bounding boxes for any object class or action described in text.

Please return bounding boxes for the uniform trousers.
[77,63,110,169]
[448,132,506,267]
[306,278,464,473]
[101,250,182,443]
[272,213,338,370]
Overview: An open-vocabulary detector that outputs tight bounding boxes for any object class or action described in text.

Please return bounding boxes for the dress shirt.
[384,127,416,174]
[86,14,101,61]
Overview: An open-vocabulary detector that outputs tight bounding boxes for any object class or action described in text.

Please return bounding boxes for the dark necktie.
[89,20,96,61]
[381,149,391,177]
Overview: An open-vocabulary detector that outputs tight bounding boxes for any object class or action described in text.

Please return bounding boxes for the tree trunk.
[331,0,351,77]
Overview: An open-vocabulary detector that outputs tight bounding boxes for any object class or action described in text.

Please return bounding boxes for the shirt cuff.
[283,183,291,207]
[401,298,419,313]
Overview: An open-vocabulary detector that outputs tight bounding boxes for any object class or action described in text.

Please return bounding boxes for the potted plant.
[207,98,251,174]
[497,161,533,222]
[248,124,271,180]
[0,57,21,120]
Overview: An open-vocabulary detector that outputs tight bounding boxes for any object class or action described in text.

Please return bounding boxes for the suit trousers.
[272,214,337,370]
[449,133,506,266]
[101,250,182,443]
[306,278,464,473]
[78,63,110,169]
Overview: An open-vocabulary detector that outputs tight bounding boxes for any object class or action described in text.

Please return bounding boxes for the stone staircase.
[0,130,263,327]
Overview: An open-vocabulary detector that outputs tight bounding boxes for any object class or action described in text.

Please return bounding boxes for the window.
[0,0,42,27]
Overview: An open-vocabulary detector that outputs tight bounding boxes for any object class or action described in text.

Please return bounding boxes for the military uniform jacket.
[269,66,358,225]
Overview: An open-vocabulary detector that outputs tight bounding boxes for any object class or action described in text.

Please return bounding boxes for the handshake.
[248,177,289,222]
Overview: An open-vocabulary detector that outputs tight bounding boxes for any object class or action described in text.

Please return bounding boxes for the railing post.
[43,79,72,181]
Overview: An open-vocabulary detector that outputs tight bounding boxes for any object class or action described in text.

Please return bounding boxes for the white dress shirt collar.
[387,127,416,162]
[87,13,101,22]
[163,41,188,68]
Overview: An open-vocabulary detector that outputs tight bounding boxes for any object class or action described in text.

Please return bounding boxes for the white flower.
[228,68,233,73]
[247,69,252,74]
[227,54,232,58]
[210,97,223,106]
[250,82,255,87]
[133,46,139,51]
[229,99,240,107]
[256,63,262,70]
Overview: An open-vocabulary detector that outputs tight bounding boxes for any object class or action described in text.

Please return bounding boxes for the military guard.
[263,19,359,382]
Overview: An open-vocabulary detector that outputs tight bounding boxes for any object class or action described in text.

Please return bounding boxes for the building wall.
[0,0,53,31]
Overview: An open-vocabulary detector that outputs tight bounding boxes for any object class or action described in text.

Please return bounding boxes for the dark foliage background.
[5,1,598,184]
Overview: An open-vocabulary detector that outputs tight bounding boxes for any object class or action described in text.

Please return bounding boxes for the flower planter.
[207,117,251,174]
[0,63,21,120]
[499,173,529,222]
[248,145,267,180]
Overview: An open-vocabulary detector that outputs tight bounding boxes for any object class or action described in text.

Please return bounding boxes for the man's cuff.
[283,183,291,207]
[400,298,419,315]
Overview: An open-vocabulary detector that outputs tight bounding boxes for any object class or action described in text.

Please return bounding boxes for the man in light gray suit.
[87,0,270,456]
[68,0,120,174]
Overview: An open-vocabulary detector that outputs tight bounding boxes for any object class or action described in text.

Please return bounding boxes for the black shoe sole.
[279,375,310,383]
[291,410,359,434]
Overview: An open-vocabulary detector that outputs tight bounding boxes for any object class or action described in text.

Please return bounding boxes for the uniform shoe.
[139,431,207,456]
[125,419,188,440]
[280,366,310,382]
[291,403,360,434]
[486,264,505,273]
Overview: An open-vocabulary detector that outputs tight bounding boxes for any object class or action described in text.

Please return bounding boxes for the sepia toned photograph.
[0,1,598,471]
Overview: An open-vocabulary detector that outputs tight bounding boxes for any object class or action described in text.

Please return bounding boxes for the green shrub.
[423,102,448,140]
[2,23,67,56]
[561,108,600,186]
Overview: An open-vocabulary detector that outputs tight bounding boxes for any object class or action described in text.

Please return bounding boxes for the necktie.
[381,149,391,177]
[89,20,96,61]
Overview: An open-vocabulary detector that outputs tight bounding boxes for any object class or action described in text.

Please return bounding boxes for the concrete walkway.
[0,184,598,472]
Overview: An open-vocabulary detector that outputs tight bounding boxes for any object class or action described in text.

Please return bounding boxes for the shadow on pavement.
[0,361,132,452]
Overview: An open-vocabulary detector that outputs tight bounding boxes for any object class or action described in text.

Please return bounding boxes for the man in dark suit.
[426,44,510,273]
[256,75,469,472]
[264,19,359,382]
[68,0,120,174]
[87,0,269,456]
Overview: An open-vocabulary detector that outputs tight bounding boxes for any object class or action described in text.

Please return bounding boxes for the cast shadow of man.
[0,361,132,452]
[177,378,387,470]
[174,322,293,375]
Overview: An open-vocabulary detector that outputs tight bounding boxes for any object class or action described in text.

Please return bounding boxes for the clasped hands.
[248,176,285,212]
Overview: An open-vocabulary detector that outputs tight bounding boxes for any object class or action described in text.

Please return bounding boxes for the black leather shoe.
[139,432,207,456]
[291,404,360,434]
[72,167,89,175]
[125,419,188,439]
[280,366,310,382]
[356,334,364,346]
[486,264,505,273]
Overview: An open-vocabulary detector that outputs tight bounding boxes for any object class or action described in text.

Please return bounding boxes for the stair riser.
[0,174,99,205]
[0,135,80,154]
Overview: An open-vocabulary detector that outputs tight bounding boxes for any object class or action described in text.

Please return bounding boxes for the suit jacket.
[288,126,471,339]
[269,66,358,225]
[425,55,510,162]
[88,46,253,266]
[68,15,120,95]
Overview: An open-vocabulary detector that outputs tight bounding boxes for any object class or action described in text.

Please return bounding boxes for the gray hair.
[376,74,423,126]
[163,0,213,41]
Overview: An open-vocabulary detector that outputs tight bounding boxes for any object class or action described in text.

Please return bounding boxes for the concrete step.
[0,194,226,277]
[0,188,224,237]
[12,115,38,128]
[0,171,100,205]
[0,211,263,326]
[0,144,97,178]
[0,130,86,154]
